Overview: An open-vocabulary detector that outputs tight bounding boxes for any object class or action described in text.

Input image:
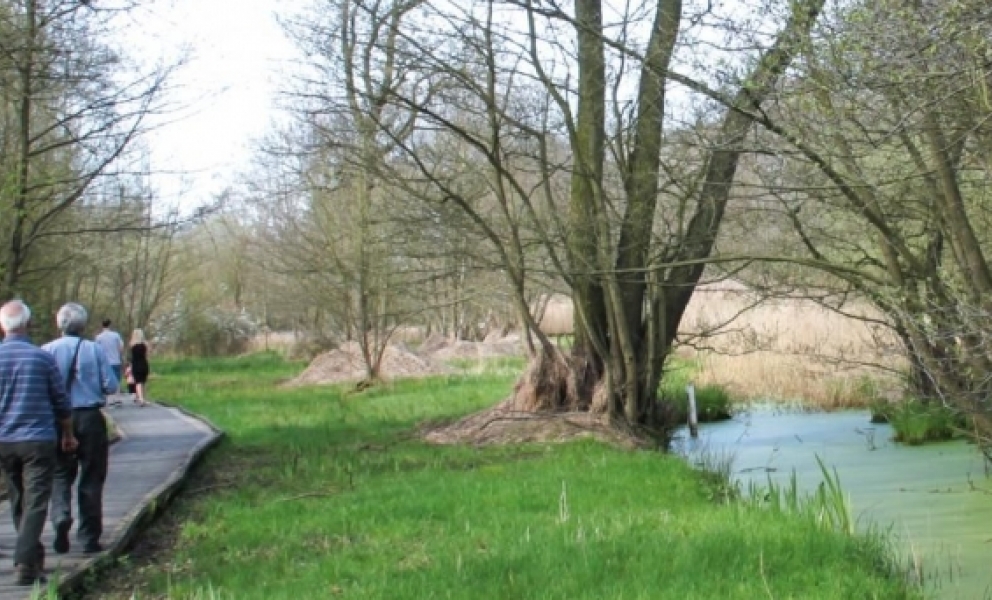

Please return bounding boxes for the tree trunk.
[566,0,611,411]
[514,0,827,433]
[2,0,37,301]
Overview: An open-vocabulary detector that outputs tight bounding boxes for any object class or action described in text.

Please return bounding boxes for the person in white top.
[94,320,124,389]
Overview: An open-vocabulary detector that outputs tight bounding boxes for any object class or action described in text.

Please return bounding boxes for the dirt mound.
[423,399,650,449]
[288,341,446,385]
[426,335,524,362]
[418,333,450,354]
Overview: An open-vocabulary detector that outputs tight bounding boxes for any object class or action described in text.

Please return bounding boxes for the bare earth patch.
[285,341,448,386]
[423,399,651,450]
[426,334,524,362]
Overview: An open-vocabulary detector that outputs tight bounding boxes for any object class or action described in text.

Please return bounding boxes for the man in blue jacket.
[43,302,118,556]
[0,300,78,585]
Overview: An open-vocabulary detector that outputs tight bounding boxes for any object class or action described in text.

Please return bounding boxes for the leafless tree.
[0,0,173,299]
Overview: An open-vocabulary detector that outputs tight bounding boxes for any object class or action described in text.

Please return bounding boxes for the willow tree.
[556,0,828,425]
[297,0,824,429]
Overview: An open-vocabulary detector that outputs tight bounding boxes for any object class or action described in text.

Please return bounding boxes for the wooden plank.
[0,398,222,597]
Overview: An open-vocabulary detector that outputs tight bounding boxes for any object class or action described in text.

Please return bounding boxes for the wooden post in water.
[686,383,699,439]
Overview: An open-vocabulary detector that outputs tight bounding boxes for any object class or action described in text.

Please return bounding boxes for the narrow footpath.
[0,399,222,598]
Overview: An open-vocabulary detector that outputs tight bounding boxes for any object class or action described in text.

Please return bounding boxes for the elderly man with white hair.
[0,300,77,585]
[42,302,118,556]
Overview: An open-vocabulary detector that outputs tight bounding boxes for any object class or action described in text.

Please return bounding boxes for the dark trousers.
[52,409,108,546]
[0,441,56,570]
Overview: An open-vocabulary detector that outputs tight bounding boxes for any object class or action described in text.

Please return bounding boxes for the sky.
[113,0,759,214]
[115,0,296,212]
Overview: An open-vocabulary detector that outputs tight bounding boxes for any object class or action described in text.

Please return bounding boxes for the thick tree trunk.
[566,0,611,412]
[520,0,828,432]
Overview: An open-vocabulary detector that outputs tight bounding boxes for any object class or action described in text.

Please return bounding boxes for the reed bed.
[679,282,904,409]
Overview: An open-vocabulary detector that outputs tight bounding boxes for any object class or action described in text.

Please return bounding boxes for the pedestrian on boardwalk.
[0,300,77,585]
[42,303,118,556]
[128,329,151,406]
[94,319,124,391]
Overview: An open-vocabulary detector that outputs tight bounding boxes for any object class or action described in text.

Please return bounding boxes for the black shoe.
[82,542,103,554]
[13,565,46,586]
[53,521,71,554]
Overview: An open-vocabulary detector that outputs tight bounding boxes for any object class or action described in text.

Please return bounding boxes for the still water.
[676,409,992,599]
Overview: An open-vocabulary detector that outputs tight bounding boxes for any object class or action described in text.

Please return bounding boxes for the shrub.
[694,384,734,421]
[155,304,260,357]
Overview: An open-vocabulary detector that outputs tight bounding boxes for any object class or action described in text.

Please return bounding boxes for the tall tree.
[0,0,170,299]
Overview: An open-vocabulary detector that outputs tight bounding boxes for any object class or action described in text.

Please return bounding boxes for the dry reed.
[679,281,905,409]
[250,281,907,409]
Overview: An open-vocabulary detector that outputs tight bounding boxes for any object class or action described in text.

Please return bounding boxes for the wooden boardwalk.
[0,398,222,598]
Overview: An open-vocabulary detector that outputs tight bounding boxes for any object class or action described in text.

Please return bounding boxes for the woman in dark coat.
[128,328,151,406]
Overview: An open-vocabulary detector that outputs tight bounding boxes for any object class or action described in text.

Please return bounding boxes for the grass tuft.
[661,359,734,423]
[879,400,963,445]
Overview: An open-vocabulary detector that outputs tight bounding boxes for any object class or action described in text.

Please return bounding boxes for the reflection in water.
[675,408,992,600]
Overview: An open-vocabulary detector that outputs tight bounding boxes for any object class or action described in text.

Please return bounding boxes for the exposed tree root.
[425,350,664,449]
[508,347,579,412]
[422,399,656,449]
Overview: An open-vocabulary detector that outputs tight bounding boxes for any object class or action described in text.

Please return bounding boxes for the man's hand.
[61,433,79,453]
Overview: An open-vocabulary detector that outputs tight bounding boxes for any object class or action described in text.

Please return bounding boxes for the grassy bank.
[91,353,916,599]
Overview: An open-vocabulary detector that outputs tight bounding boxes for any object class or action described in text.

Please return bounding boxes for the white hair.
[57,302,89,335]
[0,300,31,334]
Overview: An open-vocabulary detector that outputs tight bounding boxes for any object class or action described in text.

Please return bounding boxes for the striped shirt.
[0,334,72,442]
[43,335,118,409]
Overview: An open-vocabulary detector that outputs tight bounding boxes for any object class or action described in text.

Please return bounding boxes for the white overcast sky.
[115,0,296,211]
[115,0,765,213]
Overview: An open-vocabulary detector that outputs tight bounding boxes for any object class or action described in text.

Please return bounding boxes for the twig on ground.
[273,489,339,503]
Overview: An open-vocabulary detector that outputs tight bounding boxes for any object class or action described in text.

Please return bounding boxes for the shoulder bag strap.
[65,339,83,395]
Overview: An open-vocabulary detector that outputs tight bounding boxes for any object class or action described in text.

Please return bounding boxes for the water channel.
[676,408,992,599]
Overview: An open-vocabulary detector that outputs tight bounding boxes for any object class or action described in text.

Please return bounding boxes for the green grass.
[877,400,964,445]
[660,359,733,423]
[445,355,527,376]
[117,353,915,600]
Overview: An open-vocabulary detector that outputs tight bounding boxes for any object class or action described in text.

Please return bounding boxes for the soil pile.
[425,333,524,361]
[288,341,446,385]
[418,333,450,354]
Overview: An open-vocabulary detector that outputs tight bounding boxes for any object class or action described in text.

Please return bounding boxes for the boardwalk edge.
[56,403,224,597]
